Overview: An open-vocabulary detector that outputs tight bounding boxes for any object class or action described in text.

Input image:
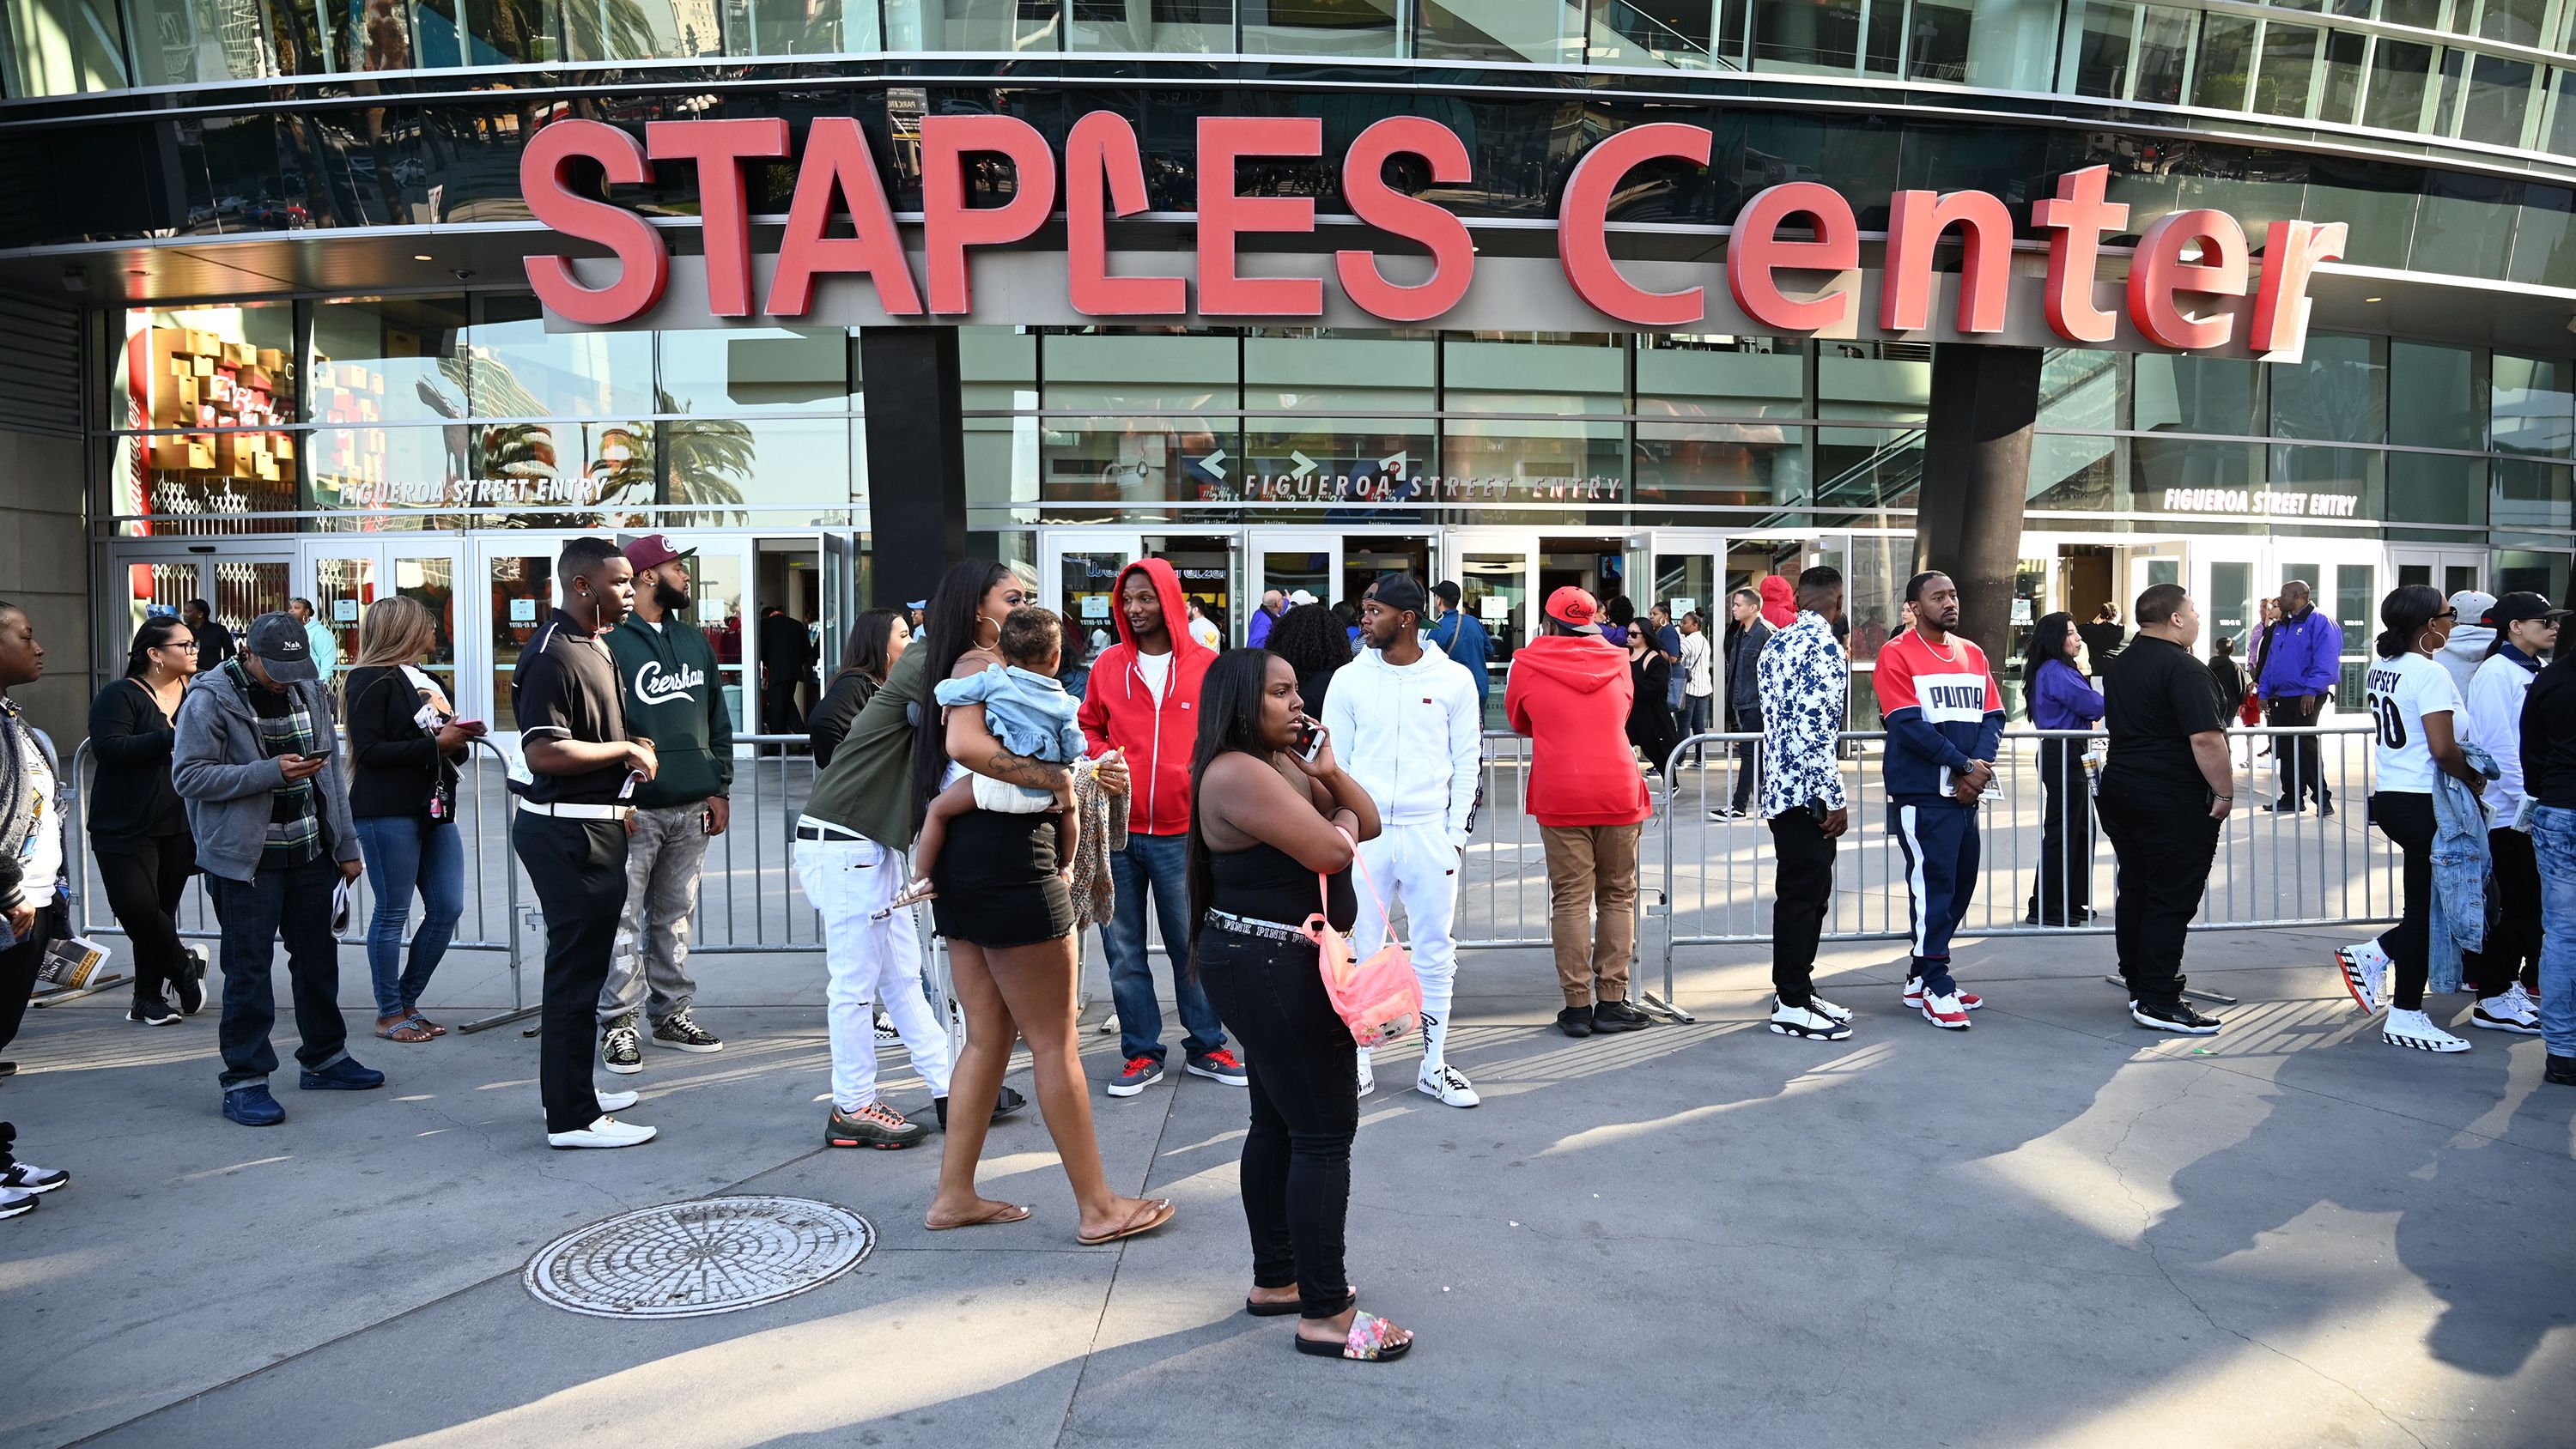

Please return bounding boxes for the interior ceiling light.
[413,253,434,261]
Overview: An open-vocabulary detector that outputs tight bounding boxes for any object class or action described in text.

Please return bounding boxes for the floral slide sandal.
[1294,1311,1413,1362]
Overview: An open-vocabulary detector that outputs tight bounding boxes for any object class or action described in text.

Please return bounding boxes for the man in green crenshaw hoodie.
[596,535,735,1073]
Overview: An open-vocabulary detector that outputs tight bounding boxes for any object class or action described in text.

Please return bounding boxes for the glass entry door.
[1247,530,1434,620]
[1442,530,1536,724]
[1041,530,1142,658]
[2390,545,2488,598]
[304,539,465,703]
[106,544,295,670]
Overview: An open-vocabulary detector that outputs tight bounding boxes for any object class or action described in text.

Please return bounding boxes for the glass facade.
[9,0,2576,167]
[94,304,2575,560]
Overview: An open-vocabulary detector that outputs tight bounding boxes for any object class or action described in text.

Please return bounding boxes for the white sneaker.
[2381,1008,2470,1053]
[2470,994,2542,1034]
[0,1185,34,1220]
[2,1158,67,1193]
[1807,995,1855,1026]
[1770,999,1854,1040]
[596,1087,641,1113]
[1356,1051,1375,1097]
[1417,1064,1480,1107]
[1918,989,1972,1030]
[872,1014,898,1042]
[2336,942,2389,1014]
[547,1115,659,1149]
[2504,982,2541,1017]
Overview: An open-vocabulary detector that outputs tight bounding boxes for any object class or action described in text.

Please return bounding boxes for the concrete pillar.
[1912,343,2041,668]
[857,326,969,611]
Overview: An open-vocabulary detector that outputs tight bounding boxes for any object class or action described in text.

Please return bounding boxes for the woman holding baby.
[914,559,1175,1246]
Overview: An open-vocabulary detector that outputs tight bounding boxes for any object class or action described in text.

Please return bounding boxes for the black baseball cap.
[243,611,319,682]
[1371,573,1428,615]
[2483,591,2572,627]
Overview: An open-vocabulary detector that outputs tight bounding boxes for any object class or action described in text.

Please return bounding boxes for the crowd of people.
[2,543,2572,1372]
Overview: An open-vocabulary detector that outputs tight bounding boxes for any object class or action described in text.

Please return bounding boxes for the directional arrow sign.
[1290,451,1319,479]
[1191,449,1229,481]
[1378,451,1410,477]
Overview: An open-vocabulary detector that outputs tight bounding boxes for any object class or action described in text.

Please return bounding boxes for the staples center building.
[3,1,2573,736]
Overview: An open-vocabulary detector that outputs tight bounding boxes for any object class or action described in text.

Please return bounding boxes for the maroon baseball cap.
[1545,585,1601,631]
[620,533,695,571]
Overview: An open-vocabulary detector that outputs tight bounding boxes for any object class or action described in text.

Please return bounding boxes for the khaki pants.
[1540,823,1641,1008]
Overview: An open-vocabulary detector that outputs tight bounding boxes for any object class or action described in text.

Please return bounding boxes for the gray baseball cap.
[242,611,319,682]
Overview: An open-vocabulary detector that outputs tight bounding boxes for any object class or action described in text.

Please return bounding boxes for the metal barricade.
[1452,731,1555,949]
[1657,722,2390,1009]
[61,734,527,1028]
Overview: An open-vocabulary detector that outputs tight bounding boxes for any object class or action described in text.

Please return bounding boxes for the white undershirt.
[1134,648,1171,705]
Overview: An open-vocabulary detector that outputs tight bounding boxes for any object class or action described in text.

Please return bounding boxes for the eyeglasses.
[163,640,199,650]
[2433,609,2459,621]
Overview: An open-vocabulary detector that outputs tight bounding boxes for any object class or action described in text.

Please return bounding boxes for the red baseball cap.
[1545,585,1601,631]
[621,533,695,571]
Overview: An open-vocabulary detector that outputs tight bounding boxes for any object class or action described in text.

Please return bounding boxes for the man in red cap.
[596,533,734,1073]
[1506,586,1656,1038]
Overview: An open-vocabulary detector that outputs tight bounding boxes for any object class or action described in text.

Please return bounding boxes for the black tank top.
[1211,840,1357,931]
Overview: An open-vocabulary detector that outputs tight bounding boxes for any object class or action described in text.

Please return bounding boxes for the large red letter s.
[1334,117,1474,324]
[521,119,668,327]
[921,115,1059,315]
[1558,123,1710,327]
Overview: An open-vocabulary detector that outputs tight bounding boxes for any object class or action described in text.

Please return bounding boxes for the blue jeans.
[2530,805,2576,1058]
[352,815,465,1019]
[1105,832,1226,1064]
[211,857,349,1090]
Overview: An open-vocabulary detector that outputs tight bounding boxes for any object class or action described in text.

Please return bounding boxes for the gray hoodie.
[2438,623,2494,700]
[171,670,358,884]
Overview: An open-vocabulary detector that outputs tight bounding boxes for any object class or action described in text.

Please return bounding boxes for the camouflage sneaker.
[601,1014,642,1075]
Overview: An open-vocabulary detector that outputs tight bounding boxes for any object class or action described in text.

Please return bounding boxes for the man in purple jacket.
[2257,579,2342,815]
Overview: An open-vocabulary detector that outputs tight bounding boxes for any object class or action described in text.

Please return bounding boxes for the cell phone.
[449,718,483,731]
[1294,715,1322,760]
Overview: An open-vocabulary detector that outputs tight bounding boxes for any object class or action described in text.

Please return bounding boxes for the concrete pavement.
[3,925,2572,1448]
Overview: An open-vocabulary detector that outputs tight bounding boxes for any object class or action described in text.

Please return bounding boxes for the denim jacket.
[2425,742,2499,993]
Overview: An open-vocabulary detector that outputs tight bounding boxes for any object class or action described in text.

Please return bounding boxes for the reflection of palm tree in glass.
[659,393,752,509]
[564,0,667,60]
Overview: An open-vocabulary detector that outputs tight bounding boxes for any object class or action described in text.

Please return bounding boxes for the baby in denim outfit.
[904,607,1090,900]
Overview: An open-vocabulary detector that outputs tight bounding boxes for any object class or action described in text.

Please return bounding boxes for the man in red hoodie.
[1507,586,1656,1038]
[1078,559,1247,1097]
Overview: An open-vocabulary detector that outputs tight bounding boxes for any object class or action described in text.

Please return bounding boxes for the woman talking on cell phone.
[1188,647,1413,1362]
[89,615,207,1026]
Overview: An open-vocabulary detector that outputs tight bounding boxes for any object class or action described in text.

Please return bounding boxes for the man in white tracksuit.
[1325,573,1484,1107]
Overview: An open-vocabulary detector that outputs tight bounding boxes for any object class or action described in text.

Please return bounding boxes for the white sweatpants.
[793,834,953,1112]
[1355,820,1461,1077]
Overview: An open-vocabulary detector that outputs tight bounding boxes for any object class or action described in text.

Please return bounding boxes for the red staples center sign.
[520,112,2345,357]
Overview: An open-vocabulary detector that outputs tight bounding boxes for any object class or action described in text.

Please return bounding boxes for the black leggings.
[2461,827,2542,997]
[1194,921,1358,1320]
[93,834,196,1004]
[2371,791,2435,1011]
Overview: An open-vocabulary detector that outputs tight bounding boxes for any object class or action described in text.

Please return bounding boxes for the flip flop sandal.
[374,1016,435,1043]
[1075,1197,1176,1246]
[1247,1286,1357,1318]
[410,1014,448,1037]
[1294,1311,1413,1362]
[924,1202,1032,1232]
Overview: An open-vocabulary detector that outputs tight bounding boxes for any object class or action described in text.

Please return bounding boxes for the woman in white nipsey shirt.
[2339,585,2488,1052]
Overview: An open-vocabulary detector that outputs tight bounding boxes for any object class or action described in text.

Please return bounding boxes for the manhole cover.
[523,1196,875,1319]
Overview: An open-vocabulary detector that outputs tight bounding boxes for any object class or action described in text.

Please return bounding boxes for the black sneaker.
[172,970,204,1016]
[128,996,180,1027]
[1591,1000,1651,1033]
[825,1100,927,1149]
[2546,1055,2576,1087]
[1106,1056,1164,1097]
[1555,1005,1594,1038]
[2131,1001,2223,1034]
[934,1086,1027,1129]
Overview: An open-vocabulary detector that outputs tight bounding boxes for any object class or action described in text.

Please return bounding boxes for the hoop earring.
[975,615,1000,649]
